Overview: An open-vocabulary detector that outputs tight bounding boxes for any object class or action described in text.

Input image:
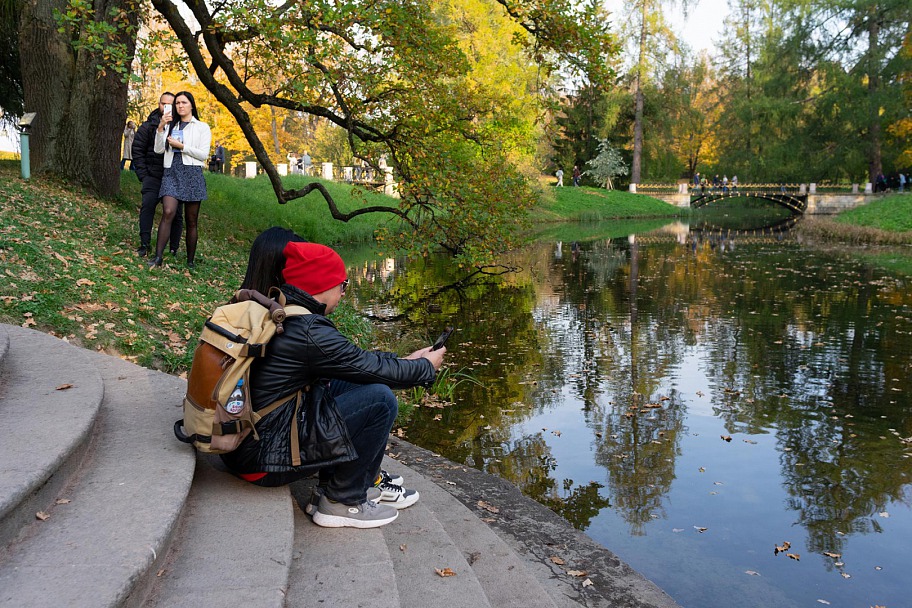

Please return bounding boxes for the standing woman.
[121,121,135,170]
[150,91,211,268]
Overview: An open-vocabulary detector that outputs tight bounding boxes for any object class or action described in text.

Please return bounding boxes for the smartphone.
[162,104,172,119]
[431,326,454,351]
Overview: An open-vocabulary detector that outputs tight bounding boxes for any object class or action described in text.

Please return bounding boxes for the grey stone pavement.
[0,324,680,607]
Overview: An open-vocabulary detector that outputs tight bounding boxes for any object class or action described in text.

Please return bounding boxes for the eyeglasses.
[341,279,349,295]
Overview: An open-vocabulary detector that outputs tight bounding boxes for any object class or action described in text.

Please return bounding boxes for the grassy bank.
[0,163,376,373]
[795,193,912,245]
[536,182,684,221]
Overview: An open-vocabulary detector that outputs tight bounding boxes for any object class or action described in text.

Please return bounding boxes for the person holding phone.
[131,92,183,258]
[220,241,447,528]
[150,90,211,269]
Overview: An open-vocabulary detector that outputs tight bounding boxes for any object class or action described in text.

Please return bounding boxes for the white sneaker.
[377,481,419,509]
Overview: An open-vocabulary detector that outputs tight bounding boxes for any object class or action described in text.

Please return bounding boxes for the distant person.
[899,172,906,193]
[693,172,700,188]
[149,90,211,269]
[876,173,887,192]
[572,165,581,187]
[214,142,225,173]
[731,175,738,192]
[301,151,312,176]
[132,92,182,258]
[722,175,729,193]
[121,121,136,170]
[555,168,564,187]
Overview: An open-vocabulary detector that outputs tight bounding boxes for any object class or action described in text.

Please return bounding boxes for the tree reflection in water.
[348,231,912,607]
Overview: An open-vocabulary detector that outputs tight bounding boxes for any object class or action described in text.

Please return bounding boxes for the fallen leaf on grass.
[567,570,588,577]
[36,511,50,521]
[75,278,95,287]
[56,383,74,390]
[477,500,499,514]
[435,567,456,577]
[550,556,565,565]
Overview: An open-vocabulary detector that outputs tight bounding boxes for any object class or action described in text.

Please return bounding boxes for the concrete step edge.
[141,453,293,607]
[0,325,105,550]
[287,478,401,608]
[0,325,9,374]
[384,455,561,608]
[387,439,680,608]
[0,351,195,608]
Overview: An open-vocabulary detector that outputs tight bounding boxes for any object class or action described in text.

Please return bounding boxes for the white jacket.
[154,116,212,168]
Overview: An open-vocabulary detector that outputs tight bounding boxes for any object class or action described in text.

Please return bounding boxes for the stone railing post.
[864,182,873,194]
[809,183,816,194]
[383,167,398,197]
[628,183,637,193]
[277,163,288,176]
[321,162,334,180]
[799,183,807,195]
[852,183,859,194]
[244,161,257,179]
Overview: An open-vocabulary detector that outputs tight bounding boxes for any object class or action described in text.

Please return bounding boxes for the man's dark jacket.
[131,108,165,182]
[221,285,437,475]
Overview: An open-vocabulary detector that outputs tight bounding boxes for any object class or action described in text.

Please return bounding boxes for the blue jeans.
[246,381,398,505]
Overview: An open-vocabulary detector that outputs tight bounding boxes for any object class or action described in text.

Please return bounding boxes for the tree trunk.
[270,105,280,156]
[19,0,136,196]
[631,0,648,184]
[866,11,882,183]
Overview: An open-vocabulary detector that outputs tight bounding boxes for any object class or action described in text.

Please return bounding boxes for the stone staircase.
[0,324,679,608]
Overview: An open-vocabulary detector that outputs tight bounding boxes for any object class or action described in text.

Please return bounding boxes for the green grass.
[834,192,912,232]
[535,182,684,222]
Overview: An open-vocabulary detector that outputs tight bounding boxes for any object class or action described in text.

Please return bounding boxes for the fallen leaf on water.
[435,568,457,577]
[775,541,792,555]
[721,435,732,442]
[743,439,758,444]
[56,383,74,390]
[552,430,562,437]
[878,511,889,518]
[672,528,684,533]
[36,511,50,521]
[840,572,851,579]
[582,579,593,588]
[745,570,761,576]
[477,500,499,514]
[816,600,830,605]
[823,552,841,559]
[694,526,708,533]
[699,467,705,473]
[567,570,588,577]
[874,566,882,571]
[550,556,566,565]
[787,553,800,561]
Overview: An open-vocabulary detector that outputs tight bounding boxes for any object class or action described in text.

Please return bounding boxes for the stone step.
[391,457,560,608]
[142,454,293,607]
[0,325,104,550]
[287,478,401,608]
[0,349,194,607]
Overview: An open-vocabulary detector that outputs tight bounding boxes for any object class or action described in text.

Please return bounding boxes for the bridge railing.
[636,182,862,195]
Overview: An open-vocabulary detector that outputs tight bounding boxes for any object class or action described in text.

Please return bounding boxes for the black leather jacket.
[131,109,165,183]
[220,285,436,475]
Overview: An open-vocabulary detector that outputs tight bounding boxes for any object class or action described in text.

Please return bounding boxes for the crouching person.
[221,242,445,528]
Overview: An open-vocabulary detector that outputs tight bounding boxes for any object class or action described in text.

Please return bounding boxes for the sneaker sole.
[379,490,420,510]
[306,489,381,518]
[312,510,399,529]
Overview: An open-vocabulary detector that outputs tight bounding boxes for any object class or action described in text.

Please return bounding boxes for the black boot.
[147,255,163,268]
[136,244,148,257]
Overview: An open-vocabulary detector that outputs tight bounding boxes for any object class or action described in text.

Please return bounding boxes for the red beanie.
[282,242,347,295]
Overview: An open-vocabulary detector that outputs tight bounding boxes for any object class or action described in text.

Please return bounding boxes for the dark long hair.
[167,91,200,146]
[239,227,307,295]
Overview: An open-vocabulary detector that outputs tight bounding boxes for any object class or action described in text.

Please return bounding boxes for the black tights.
[155,196,200,263]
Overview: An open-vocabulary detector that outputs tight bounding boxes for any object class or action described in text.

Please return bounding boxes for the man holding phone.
[131,92,183,258]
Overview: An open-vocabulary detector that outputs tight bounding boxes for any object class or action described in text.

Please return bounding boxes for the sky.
[1,0,732,153]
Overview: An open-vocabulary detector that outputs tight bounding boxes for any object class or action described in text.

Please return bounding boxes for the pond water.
[340,215,912,608]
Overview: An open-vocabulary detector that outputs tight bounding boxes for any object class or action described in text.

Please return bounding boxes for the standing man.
[132,92,183,258]
[214,142,225,173]
[899,172,906,193]
[555,168,564,187]
[572,165,581,187]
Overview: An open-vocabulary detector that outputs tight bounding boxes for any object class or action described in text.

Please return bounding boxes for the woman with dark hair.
[150,90,211,269]
[239,227,307,294]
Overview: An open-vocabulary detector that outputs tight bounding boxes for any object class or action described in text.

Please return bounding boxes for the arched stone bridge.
[632,182,880,215]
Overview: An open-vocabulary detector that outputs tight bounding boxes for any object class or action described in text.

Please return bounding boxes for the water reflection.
[341,219,912,607]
